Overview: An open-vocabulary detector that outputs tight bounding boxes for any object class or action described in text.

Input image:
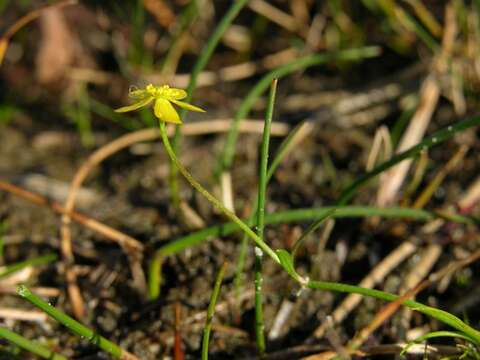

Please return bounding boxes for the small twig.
[0,286,60,297]
[268,299,294,341]
[0,180,143,251]
[397,243,442,331]
[324,316,350,360]
[366,126,392,172]
[174,302,184,360]
[458,176,480,213]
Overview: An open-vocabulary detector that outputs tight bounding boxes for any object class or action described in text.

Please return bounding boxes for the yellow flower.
[115,84,205,124]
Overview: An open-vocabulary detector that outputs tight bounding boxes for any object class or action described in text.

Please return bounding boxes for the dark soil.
[1,1,480,359]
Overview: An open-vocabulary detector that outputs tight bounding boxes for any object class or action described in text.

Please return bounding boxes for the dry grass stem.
[366,126,392,172]
[376,75,440,206]
[247,0,299,34]
[0,308,49,322]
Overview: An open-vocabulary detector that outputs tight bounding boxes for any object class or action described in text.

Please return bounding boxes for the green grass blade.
[16,285,124,358]
[153,205,469,257]
[266,120,312,181]
[401,331,478,356]
[401,9,440,52]
[306,280,480,344]
[410,306,480,345]
[291,209,336,259]
[148,253,163,300]
[390,101,417,147]
[0,326,66,360]
[148,204,473,298]
[218,46,381,174]
[0,253,57,279]
[174,0,248,121]
[201,262,228,360]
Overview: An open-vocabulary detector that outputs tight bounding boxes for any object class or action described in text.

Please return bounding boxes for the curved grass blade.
[290,208,336,259]
[306,280,480,345]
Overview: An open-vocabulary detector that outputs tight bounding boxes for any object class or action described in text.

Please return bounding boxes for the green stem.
[233,121,318,308]
[0,253,57,279]
[201,262,228,360]
[257,79,276,248]
[0,326,66,360]
[159,121,280,264]
[254,79,277,355]
[17,285,124,358]
[170,0,249,207]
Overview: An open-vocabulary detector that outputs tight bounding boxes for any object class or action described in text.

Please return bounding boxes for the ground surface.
[0,1,480,359]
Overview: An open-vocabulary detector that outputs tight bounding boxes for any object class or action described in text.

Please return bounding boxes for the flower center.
[146,84,170,98]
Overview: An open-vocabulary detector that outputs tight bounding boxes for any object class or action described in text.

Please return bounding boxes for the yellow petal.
[170,99,205,113]
[154,98,182,124]
[115,96,154,113]
[164,87,187,100]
